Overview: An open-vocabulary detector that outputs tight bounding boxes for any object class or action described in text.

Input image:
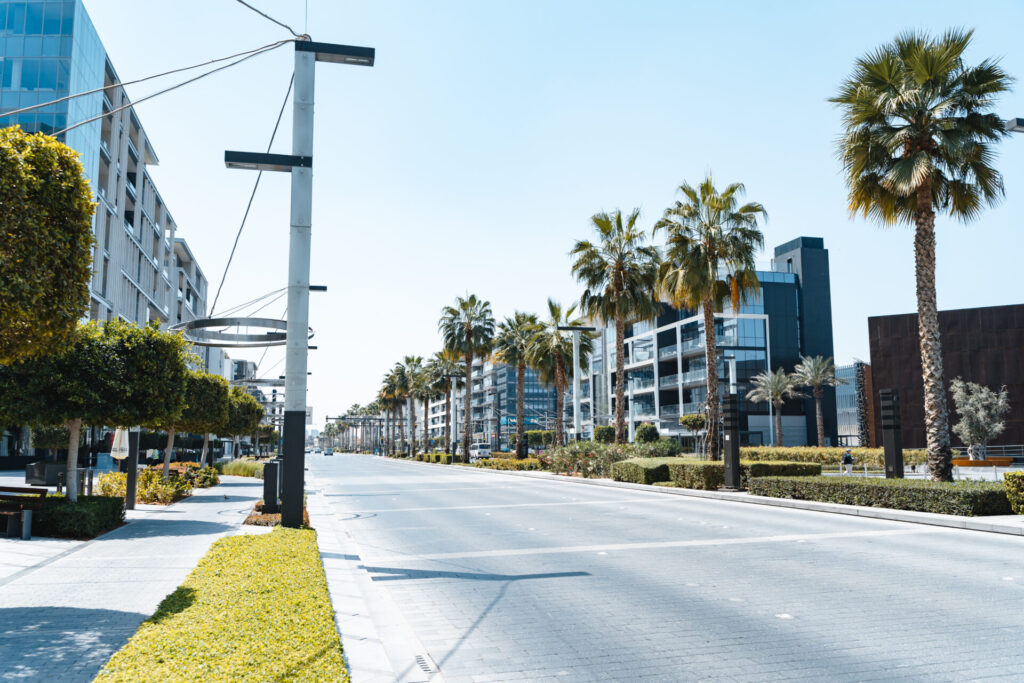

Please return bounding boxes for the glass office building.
[580,237,838,447]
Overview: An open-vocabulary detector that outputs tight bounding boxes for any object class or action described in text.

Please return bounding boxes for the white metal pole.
[572,330,582,441]
[628,382,635,443]
[281,46,315,528]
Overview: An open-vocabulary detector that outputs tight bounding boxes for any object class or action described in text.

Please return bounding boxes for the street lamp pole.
[558,325,596,442]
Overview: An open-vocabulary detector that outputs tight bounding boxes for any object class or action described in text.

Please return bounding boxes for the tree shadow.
[115,520,238,538]
[362,566,589,582]
[147,586,196,625]
[0,606,149,680]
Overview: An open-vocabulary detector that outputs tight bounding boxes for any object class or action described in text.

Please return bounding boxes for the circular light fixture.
[169,317,313,349]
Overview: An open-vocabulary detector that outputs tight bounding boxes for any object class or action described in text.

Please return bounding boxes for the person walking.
[841,448,854,475]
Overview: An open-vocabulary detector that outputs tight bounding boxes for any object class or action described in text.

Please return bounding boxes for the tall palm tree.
[571,209,660,444]
[831,29,1011,482]
[528,300,595,447]
[379,370,401,455]
[399,356,422,455]
[654,175,766,460]
[746,368,805,447]
[792,355,847,447]
[415,358,442,453]
[428,350,464,455]
[493,312,541,458]
[439,294,496,463]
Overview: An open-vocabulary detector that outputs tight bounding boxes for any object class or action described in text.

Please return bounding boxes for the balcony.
[659,374,678,389]
[658,344,677,360]
[127,137,139,163]
[99,139,110,160]
[660,404,680,419]
[629,376,656,392]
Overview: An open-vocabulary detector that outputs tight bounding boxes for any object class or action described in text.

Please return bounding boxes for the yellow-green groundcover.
[94,528,348,682]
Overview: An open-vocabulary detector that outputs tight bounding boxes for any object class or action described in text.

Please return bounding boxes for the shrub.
[1004,472,1024,515]
[594,425,615,443]
[192,467,220,488]
[137,469,191,504]
[664,460,822,490]
[747,476,1011,516]
[473,458,541,471]
[544,440,686,477]
[740,446,927,467]
[94,528,348,682]
[33,495,124,539]
[216,459,265,479]
[610,457,678,485]
[635,422,660,443]
[526,430,555,447]
[97,471,127,497]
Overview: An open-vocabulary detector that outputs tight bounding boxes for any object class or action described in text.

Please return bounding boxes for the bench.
[953,457,1014,467]
[0,486,47,540]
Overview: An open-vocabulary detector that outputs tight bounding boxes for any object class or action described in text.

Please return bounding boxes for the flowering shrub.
[472,458,541,471]
[96,470,191,504]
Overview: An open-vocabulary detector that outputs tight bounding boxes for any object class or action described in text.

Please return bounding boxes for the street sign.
[110,429,129,460]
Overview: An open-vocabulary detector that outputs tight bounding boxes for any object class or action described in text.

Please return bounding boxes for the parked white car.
[468,443,491,461]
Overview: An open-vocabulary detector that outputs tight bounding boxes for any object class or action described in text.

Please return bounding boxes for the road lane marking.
[360,527,952,562]
[341,498,648,513]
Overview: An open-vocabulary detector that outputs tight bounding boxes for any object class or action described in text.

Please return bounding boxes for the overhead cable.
[233,0,306,39]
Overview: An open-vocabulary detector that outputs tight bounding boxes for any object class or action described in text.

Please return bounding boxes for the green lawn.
[94,528,348,682]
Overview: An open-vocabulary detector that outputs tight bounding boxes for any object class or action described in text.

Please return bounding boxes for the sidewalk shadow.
[362,567,589,582]
[0,606,148,680]
[115,520,238,538]
[148,586,196,625]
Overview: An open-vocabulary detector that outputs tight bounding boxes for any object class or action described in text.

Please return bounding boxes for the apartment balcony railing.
[659,374,678,389]
[629,376,656,391]
[658,344,677,360]
[660,404,680,418]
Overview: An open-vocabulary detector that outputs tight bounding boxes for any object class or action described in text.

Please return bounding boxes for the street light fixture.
[557,325,597,442]
[1006,118,1024,133]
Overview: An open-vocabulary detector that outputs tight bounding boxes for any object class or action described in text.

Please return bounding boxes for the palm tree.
[439,294,496,463]
[792,355,847,447]
[831,29,1011,482]
[379,370,401,455]
[428,350,464,455]
[654,175,766,460]
[399,357,422,455]
[493,312,541,458]
[571,209,660,444]
[415,358,442,454]
[746,368,806,447]
[528,299,595,447]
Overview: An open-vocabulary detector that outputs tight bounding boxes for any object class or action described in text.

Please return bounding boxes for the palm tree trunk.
[65,417,82,503]
[516,361,527,458]
[774,400,783,447]
[408,397,415,456]
[445,385,452,456]
[614,315,626,443]
[423,397,429,455]
[162,428,175,479]
[463,346,474,463]
[702,297,721,460]
[814,386,825,447]
[555,356,566,446]
[914,190,952,482]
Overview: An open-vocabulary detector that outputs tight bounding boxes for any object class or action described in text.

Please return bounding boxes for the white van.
[468,443,491,461]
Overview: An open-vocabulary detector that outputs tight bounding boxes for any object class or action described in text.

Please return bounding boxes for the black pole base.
[125,431,140,511]
[281,411,306,528]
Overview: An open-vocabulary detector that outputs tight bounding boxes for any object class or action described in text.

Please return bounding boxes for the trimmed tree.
[222,387,265,457]
[950,378,1010,460]
[493,312,542,458]
[746,368,805,447]
[439,294,496,463]
[0,126,95,365]
[177,371,230,469]
[792,355,847,447]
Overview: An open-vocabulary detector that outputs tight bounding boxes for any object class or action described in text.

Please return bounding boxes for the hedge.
[747,476,1011,516]
[472,458,541,471]
[415,452,453,464]
[95,528,347,682]
[32,495,124,539]
[215,459,264,479]
[611,458,820,488]
[740,446,927,467]
[1005,472,1024,514]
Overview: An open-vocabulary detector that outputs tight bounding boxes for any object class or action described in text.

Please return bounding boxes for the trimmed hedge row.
[95,528,348,682]
[611,458,821,489]
[747,476,1011,516]
[472,458,541,471]
[1005,472,1024,514]
[32,495,125,539]
[414,452,454,464]
[740,446,928,467]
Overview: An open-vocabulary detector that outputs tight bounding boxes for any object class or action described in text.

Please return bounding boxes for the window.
[25,3,44,34]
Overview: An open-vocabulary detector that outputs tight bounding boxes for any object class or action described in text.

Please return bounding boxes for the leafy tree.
[526,430,555,447]
[439,294,496,463]
[178,372,230,468]
[792,355,847,447]
[655,175,766,460]
[0,127,95,365]
[678,414,707,432]
[222,387,264,456]
[746,368,805,447]
[950,378,1010,460]
[30,424,81,459]
[593,425,615,443]
[572,208,660,444]
[493,312,541,458]
[635,422,660,443]
[830,29,1011,481]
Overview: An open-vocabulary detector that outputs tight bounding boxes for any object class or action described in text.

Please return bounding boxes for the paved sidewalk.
[0,476,262,682]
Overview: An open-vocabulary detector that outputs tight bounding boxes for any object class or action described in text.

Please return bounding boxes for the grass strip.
[94,527,348,682]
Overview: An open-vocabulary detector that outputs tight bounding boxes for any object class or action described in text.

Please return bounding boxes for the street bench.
[0,486,47,540]
[953,457,1014,467]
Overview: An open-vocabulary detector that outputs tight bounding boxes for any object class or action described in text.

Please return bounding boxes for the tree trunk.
[814,386,825,447]
[445,385,453,456]
[200,433,210,467]
[914,188,952,481]
[162,428,175,480]
[774,400,783,447]
[407,397,415,456]
[555,356,566,446]
[702,297,721,460]
[463,345,473,463]
[65,418,83,503]
[423,397,429,455]
[516,360,527,458]
[614,315,626,443]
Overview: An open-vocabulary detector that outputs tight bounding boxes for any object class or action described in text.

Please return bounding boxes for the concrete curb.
[390,457,1024,537]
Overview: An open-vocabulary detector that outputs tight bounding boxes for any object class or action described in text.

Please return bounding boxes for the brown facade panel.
[868,304,1024,449]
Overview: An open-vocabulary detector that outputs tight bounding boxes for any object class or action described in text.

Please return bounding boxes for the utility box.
[721,394,742,490]
[879,389,904,479]
[263,459,281,513]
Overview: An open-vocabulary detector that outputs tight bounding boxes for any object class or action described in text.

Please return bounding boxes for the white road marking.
[343,498,648,513]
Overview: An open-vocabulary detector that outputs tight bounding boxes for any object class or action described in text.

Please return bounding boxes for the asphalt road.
[310,454,1024,683]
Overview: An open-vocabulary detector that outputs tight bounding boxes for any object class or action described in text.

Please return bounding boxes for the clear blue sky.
[83,0,1024,423]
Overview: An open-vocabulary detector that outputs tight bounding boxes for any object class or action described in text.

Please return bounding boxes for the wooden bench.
[0,486,47,540]
[953,457,1014,467]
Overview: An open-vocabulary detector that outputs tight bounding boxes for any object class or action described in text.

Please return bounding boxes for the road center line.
[341,498,648,513]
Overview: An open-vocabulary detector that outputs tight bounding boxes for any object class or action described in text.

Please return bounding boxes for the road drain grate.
[415,653,439,674]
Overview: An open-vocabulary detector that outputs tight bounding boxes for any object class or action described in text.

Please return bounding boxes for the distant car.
[325,448,334,456]
[468,443,491,461]
[314,448,321,454]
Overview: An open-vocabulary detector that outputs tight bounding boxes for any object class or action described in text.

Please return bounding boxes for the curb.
[388,457,1024,537]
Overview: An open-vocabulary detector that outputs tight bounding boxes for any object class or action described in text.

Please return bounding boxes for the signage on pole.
[110,428,129,460]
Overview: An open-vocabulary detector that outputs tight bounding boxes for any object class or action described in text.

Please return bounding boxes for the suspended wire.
[2,39,294,119]
[214,287,287,318]
[52,39,293,138]
[233,0,306,39]
[209,72,295,315]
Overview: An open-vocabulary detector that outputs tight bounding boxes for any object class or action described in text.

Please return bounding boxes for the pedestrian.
[841,448,854,475]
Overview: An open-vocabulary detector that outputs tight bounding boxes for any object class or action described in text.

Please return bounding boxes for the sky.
[81,0,1024,425]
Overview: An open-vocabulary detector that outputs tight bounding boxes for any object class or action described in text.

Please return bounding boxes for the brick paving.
[311,455,1024,682]
[0,476,262,682]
